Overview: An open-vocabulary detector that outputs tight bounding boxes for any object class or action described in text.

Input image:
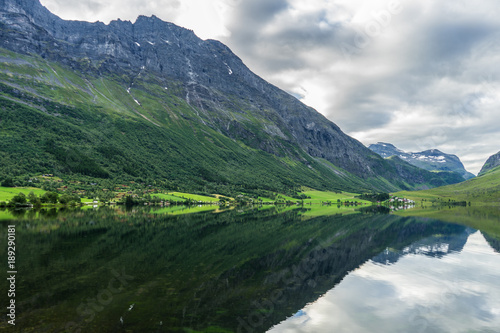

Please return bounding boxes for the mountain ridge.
[0,0,466,193]
[369,142,475,180]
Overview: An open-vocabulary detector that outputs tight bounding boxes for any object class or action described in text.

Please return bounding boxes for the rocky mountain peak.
[376,142,397,149]
[1,0,60,27]
[369,142,475,180]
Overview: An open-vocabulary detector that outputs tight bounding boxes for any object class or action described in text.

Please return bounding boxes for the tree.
[124,195,135,207]
[41,191,59,204]
[10,192,27,205]
[27,191,41,206]
[59,194,81,205]
[100,191,115,204]
[1,177,14,187]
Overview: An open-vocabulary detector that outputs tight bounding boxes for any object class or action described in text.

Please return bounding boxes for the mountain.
[369,142,475,180]
[0,0,465,194]
[479,151,500,176]
[368,142,405,159]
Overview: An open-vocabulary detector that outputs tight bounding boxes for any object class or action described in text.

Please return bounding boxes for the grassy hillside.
[386,156,466,189]
[395,166,500,204]
[0,47,466,194]
[0,48,396,194]
[153,192,220,203]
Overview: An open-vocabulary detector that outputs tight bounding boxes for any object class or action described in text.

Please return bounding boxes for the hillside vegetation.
[0,53,371,194]
[395,166,500,204]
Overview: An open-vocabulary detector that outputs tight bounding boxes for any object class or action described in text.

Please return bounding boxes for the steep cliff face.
[479,151,500,176]
[0,0,465,191]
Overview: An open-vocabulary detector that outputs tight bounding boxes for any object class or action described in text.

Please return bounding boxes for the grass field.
[257,194,297,202]
[257,190,371,205]
[301,190,370,204]
[153,192,221,203]
[170,192,221,202]
[394,166,500,204]
[1,186,370,206]
[0,186,46,202]
[152,193,188,202]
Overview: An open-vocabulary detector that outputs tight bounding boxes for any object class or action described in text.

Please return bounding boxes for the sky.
[39,0,500,174]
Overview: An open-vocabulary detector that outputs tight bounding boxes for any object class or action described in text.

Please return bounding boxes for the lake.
[1,205,499,332]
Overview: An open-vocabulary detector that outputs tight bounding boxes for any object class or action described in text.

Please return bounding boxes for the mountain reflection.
[371,228,473,265]
[0,207,499,332]
[269,230,500,333]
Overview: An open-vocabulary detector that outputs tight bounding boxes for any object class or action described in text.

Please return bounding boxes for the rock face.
[369,142,475,180]
[479,151,500,176]
[0,0,467,190]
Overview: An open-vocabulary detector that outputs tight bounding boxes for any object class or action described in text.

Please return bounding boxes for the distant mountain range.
[0,0,467,193]
[369,142,475,180]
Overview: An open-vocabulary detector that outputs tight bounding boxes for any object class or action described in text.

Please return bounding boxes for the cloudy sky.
[40,0,500,174]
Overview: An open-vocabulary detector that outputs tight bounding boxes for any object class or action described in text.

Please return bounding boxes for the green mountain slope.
[0,50,376,193]
[479,151,500,176]
[386,156,466,189]
[0,0,467,193]
[0,49,466,194]
[396,165,500,203]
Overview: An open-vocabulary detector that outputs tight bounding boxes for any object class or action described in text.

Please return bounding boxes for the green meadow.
[301,190,371,204]
[0,186,46,201]
[1,185,375,207]
[152,192,221,203]
[394,166,500,204]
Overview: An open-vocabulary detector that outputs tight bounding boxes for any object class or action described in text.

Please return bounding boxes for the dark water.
[0,206,499,332]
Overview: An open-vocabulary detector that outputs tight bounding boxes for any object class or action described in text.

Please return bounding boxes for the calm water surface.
[0,205,499,332]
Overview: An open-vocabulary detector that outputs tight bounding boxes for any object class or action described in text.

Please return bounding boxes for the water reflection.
[371,228,473,265]
[269,230,500,333]
[0,207,499,332]
[0,204,221,221]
